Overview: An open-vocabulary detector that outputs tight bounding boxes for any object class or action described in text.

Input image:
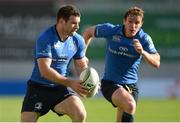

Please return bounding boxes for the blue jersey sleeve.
[143,34,157,54]
[35,36,52,59]
[95,23,116,38]
[73,34,86,59]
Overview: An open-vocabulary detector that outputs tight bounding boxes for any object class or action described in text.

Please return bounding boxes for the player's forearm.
[38,58,75,87]
[85,37,93,48]
[142,51,160,68]
[75,65,86,77]
[41,67,74,87]
[83,26,96,47]
[83,33,93,47]
[74,58,88,77]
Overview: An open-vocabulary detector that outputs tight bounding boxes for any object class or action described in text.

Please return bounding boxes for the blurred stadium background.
[0,0,180,121]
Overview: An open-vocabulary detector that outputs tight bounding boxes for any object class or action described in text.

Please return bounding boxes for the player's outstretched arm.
[82,26,96,48]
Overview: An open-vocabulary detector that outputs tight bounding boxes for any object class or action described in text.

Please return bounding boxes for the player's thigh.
[54,95,86,117]
[21,112,40,122]
[112,86,136,110]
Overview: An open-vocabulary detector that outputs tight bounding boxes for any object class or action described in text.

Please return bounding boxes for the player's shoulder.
[37,25,55,43]
[40,25,54,37]
[104,23,115,27]
[138,29,153,44]
[138,28,146,36]
[96,23,122,34]
[138,29,151,39]
[73,32,84,42]
[97,22,117,28]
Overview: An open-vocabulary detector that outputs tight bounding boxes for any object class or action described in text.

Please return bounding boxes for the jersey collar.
[54,24,69,42]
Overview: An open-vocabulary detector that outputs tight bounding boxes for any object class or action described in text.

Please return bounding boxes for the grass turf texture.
[0,96,179,122]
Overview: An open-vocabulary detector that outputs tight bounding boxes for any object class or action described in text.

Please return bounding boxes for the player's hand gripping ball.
[80,67,100,98]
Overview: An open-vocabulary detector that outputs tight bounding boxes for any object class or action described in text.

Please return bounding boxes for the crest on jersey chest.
[112,35,121,42]
[69,40,76,51]
[53,40,61,49]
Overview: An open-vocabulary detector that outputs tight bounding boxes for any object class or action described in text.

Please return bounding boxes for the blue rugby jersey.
[95,23,157,84]
[30,25,86,86]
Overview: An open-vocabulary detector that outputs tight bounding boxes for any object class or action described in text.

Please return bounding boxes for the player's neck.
[56,24,68,42]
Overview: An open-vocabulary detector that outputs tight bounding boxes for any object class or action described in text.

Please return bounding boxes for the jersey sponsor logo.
[52,56,68,62]
[108,46,136,58]
[58,58,68,62]
[119,46,128,52]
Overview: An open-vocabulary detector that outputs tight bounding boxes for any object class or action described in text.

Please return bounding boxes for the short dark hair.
[57,4,81,22]
[124,6,144,22]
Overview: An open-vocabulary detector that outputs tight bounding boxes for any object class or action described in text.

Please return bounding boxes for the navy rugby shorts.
[101,79,139,107]
[21,80,75,116]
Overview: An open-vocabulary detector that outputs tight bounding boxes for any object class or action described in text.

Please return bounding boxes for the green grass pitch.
[0,96,179,122]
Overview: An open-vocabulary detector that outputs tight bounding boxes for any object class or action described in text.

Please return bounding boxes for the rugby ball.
[80,67,100,98]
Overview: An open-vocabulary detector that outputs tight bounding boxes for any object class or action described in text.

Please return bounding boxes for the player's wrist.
[141,50,146,56]
[64,78,74,87]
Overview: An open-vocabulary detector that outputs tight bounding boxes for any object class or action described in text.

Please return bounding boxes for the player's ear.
[58,18,64,24]
[140,17,144,26]
[141,21,144,26]
[123,18,126,25]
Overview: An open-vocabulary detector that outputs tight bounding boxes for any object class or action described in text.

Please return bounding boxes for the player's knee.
[73,109,87,122]
[126,99,136,114]
[21,112,39,122]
